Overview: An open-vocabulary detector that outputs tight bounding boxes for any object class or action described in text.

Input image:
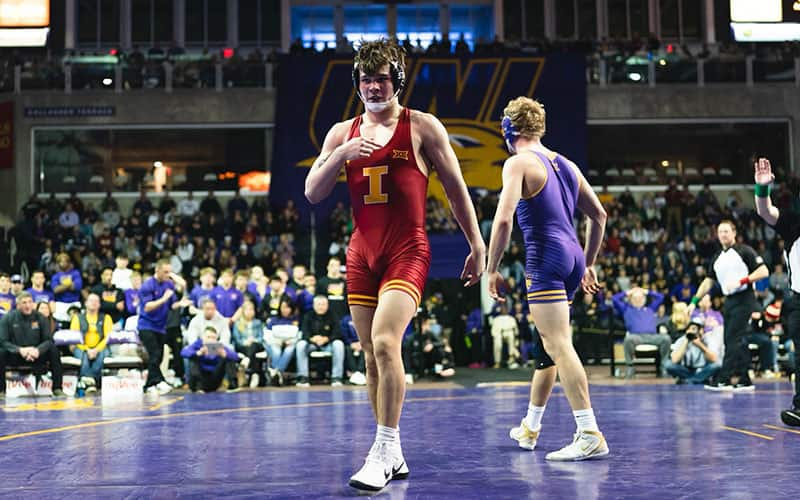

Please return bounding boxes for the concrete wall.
[2,82,798,218]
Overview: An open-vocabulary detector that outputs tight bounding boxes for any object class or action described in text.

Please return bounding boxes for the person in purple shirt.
[188,267,217,315]
[0,273,16,315]
[51,253,83,304]
[670,275,697,304]
[25,270,55,309]
[212,269,243,319]
[181,325,241,393]
[612,287,671,379]
[689,294,724,336]
[124,271,143,317]
[138,259,191,395]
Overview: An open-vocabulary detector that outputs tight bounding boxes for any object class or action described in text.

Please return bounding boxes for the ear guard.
[501,116,520,152]
[352,59,406,99]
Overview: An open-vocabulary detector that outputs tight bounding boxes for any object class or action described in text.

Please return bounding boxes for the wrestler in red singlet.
[344,107,430,309]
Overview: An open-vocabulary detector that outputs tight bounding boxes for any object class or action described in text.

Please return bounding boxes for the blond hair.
[671,302,690,330]
[502,97,546,140]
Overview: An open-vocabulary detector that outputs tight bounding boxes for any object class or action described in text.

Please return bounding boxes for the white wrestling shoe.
[545,430,609,461]
[509,419,540,450]
[348,442,409,492]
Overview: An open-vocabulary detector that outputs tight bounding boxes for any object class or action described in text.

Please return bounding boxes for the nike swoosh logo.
[392,462,405,475]
[384,469,391,480]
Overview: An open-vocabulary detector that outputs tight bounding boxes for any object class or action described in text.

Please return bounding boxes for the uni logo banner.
[271,53,586,224]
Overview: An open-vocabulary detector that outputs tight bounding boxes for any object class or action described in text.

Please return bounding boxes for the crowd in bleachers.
[2,173,800,396]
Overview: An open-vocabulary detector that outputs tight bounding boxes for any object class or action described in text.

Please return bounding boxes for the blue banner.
[270,53,587,275]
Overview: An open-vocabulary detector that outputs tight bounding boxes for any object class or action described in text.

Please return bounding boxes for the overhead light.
[102,77,112,86]
[659,59,667,66]
[153,161,163,168]
[661,160,670,167]
[628,73,642,82]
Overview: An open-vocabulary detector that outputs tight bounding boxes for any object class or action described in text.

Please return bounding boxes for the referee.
[753,157,800,427]
[688,220,769,392]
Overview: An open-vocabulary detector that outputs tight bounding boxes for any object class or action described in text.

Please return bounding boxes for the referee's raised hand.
[754,157,774,185]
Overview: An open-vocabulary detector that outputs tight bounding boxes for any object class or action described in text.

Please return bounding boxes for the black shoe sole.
[781,409,800,427]
[348,479,388,492]
[393,472,409,480]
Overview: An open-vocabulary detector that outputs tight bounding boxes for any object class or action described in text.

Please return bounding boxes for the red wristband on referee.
[739,276,750,286]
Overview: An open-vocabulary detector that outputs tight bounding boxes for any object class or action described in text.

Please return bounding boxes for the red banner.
[0,101,12,170]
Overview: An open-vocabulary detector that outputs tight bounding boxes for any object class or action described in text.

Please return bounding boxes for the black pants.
[139,329,166,389]
[235,343,266,376]
[345,346,366,374]
[165,326,185,380]
[188,357,238,392]
[0,346,63,392]
[783,293,800,409]
[718,292,758,384]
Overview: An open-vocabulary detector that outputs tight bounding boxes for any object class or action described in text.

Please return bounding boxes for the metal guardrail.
[591,55,800,88]
[11,61,277,94]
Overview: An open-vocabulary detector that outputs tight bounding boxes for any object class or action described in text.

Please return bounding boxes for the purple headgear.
[501,116,520,153]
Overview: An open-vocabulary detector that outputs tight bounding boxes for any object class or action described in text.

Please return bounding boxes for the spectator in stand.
[10,275,24,297]
[670,275,697,304]
[318,256,347,321]
[58,202,80,230]
[260,273,292,320]
[186,297,232,346]
[613,287,670,378]
[211,269,244,320]
[189,267,217,315]
[25,270,55,309]
[138,259,190,396]
[664,179,685,236]
[659,302,690,341]
[125,271,143,316]
[52,252,83,321]
[341,314,367,385]
[36,301,57,334]
[70,293,112,392]
[247,265,269,307]
[227,188,249,216]
[403,315,456,380]
[769,262,791,296]
[0,292,65,399]
[490,303,520,369]
[178,191,200,221]
[181,325,240,393]
[111,254,133,290]
[265,298,300,385]
[92,267,126,325]
[296,274,316,319]
[664,317,723,385]
[133,188,153,215]
[234,270,258,307]
[0,273,16,315]
[295,295,345,387]
[748,309,779,378]
[200,190,223,217]
[232,300,266,387]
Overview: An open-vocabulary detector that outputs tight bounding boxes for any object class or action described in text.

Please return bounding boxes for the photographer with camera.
[664,317,723,385]
[181,325,241,393]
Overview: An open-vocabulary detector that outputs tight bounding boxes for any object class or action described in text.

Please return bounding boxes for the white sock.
[524,404,546,431]
[375,425,397,445]
[573,408,599,433]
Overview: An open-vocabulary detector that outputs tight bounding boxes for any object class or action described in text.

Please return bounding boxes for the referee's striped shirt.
[772,208,800,294]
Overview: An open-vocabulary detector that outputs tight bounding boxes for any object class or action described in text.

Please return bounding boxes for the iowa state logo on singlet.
[295,57,550,205]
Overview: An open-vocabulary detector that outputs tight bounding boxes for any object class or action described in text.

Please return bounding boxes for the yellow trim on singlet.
[380,279,422,305]
[348,293,378,302]
[521,152,548,200]
[528,289,567,297]
[349,300,378,308]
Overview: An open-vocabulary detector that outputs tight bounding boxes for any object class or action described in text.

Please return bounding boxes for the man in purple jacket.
[612,287,670,379]
[181,325,241,393]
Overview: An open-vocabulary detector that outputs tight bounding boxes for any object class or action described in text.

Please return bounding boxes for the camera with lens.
[686,332,698,341]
